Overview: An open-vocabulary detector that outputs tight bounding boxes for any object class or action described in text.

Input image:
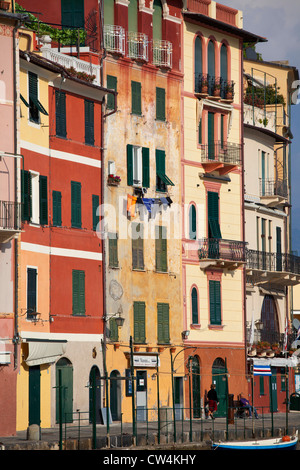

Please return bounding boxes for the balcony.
[127,32,148,62]
[195,74,235,101]
[199,141,242,174]
[103,24,126,56]
[260,178,288,207]
[246,249,300,286]
[198,238,246,270]
[0,201,21,243]
[244,103,276,133]
[152,40,172,68]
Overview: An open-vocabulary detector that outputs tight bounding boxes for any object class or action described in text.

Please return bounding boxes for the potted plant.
[213,79,221,97]
[107,174,121,186]
[201,77,209,94]
[226,83,234,100]
[170,347,176,354]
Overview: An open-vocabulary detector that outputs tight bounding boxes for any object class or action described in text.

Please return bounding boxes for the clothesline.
[127,194,173,218]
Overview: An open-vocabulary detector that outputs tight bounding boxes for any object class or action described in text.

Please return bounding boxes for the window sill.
[132,268,145,272]
[72,313,86,317]
[109,265,119,269]
[155,270,168,274]
[190,324,201,330]
[208,324,224,330]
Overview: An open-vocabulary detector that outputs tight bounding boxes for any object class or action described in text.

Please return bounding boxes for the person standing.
[207,384,219,419]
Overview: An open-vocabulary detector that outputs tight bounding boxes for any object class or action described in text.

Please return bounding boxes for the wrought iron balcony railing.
[259,178,288,199]
[199,141,242,166]
[0,200,21,230]
[246,249,300,275]
[127,32,148,61]
[104,24,126,55]
[199,238,246,263]
[195,73,235,100]
[152,39,172,68]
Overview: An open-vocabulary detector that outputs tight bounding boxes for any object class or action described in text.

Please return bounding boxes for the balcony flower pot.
[146,346,153,352]
[107,174,121,186]
[134,346,140,352]
[114,343,120,350]
[158,347,165,353]
[170,347,176,354]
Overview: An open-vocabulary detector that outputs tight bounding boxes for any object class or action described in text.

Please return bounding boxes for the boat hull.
[212,435,298,450]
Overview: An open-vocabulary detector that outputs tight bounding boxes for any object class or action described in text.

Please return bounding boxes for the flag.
[253,364,272,376]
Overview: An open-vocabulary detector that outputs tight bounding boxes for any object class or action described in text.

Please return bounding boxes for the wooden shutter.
[191,287,198,324]
[198,118,202,144]
[208,191,221,238]
[194,36,202,92]
[55,90,66,138]
[109,234,118,268]
[73,270,85,315]
[207,40,215,77]
[92,194,99,231]
[261,151,266,195]
[132,223,144,270]
[156,87,165,121]
[155,225,167,272]
[127,144,133,186]
[21,170,32,222]
[156,149,166,192]
[28,71,39,123]
[134,301,145,343]
[71,181,81,228]
[142,147,150,188]
[131,81,141,115]
[152,0,162,41]
[128,0,138,32]
[157,303,169,343]
[221,114,224,148]
[109,318,119,342]
[107,75,117,110]
[61,0,84,28]
[39,175,48,225]
[209,280,221,325]
[189,205,197,240]
[52,190,62,226]
[220,44,228,81]
[207,112,215,159]
[85,100,94,146]
[27,268,37,313]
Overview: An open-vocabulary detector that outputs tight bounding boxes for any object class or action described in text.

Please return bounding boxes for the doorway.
[89,366,101,424]
[55,358,73,424]
[110,370,121,421]
[212,357,227,417]
[136,370,147,422]
[29,365,41,426]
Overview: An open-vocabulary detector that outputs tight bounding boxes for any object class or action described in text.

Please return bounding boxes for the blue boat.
[212,430,298,450]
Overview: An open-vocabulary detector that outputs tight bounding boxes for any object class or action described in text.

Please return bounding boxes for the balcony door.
[261,295,280,344]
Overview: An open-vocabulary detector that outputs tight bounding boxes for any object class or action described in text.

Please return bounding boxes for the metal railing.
[199,140,242,165]
[199,238,246,262]
[195,73,235,100]
[152,39,172,68]
[246,249,300,275]
[104,24,126,55]
[260,178,288,199]
[127,32,148,61]
[0,200,21,230]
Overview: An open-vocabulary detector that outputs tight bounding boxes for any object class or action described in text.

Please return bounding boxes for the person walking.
[207,384,219,419]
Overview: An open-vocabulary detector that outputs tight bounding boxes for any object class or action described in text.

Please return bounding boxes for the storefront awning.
[251,357,299,368]
[25,340,67,367]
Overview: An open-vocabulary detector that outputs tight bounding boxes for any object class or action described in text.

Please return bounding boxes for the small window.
[207,191,221,239]
[85,99,94,146]
[28,71,49,123]
[156,149,174,192]
[157,302,170,343]
[27,267,37,319]
[72,269,85,315]
[107,75,117,110]
[189,205,197,240]
[71,181,81,228]
[52,190,62,227]
[131,81,141,115]
[55,90,66,138]
[156,87,165,121]
[155,225,167,272]
[92,194,99,231]
[21,170,48,225]
[39,175,48,226]
[132,223,144,270]
[127,145,150,188]
[191,287,198,324]
[209,280,221,325]
[133,301,146,343]
[109,318,119,342]
[21,170,32,222]
[108,233,118,268]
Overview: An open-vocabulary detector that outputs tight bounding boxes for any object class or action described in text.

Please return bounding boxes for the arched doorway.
[191,356,201,418]
[110,370,121,421]
[261,295,280,344]
[56,358,73,424]
[89,366,101,424]
[212,357,227,417]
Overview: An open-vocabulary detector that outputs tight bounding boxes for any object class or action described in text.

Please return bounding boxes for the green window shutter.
[128,0,138,32]
[220,44,228,82]
[72,269,85,315]
[131,81,141,115]
[107,75,117,110]
[261,151,266,195]
[61,0,84,28]
[71,181,81,228]
[209,280,221,325]
[189,205,196,240]
[21,169,32,222]
[39,175,48,225]
[155,225,167,272]
[207,111,215,159]
[52,190,62,226]
[207,40,215,77]
[85,99,94,146]
[156,149,166,192]
[198,118,202,144]
[259,376,265,395]
[221,114,224,148]
[92,194,99,231]
[104,0,114,24]
[142,147,150,188]
[133,301,146,343]
[110,318,119,342]
[208,191,221,238]
[153,0,162,41]
[132,223,144,270]
[28,71,39,123]
[156,87,165,121]
[195,36,202,92]
[191,287,198,324]
[55,90,66,138]
[127,144,133,186]
[108,234,118,268]
[157,303,170,343]
[27,268,37,314]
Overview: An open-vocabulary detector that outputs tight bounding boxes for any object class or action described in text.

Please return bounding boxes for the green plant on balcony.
[66,66,96,83]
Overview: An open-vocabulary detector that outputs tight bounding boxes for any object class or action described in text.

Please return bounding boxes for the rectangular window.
[207,191,221,238]
[21,169,32,222]
[109,318,119,342]
[55,90,66,138]
[259,376,265,395]
[198,118,202,145]
[27,267,37,318]
[209,280,221,325]
[133,301,146,343]
[157,303,170,343]
[52,190,62,227]
[261,150,266,195]
[85,99,94,145]
[107,75,117,110]
[221,114,224,148]
[131,81,141,115]
[61,0,85,29]
[92,194,99,231]
[208,111,215,159]
[155,225,167,272]
[156,87,165,121]
[71,181,81,228]
[108,233,118,268]
[39,175,48,226]
[28,72,39,123]
[132,223,144,270]
[21,170,48,225]
[72,269,85,315]
[127,145,150,188]
[155,149,174,192]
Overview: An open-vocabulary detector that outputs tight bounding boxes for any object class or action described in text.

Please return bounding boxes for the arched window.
[191,287,198,324]
[104,0,114,25]
[189,204,197,240]
[128,0,138,32]
[194,36,202,92]
[261,295,280,344]
[153,0,163,41]
[220,43,228,98]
